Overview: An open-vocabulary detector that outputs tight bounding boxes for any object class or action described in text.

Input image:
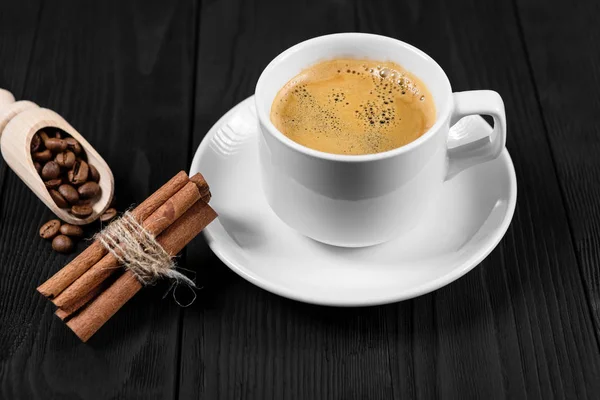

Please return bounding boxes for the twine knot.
[95,211,197,305]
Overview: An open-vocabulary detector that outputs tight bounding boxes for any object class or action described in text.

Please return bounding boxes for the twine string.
[95,211,197,301]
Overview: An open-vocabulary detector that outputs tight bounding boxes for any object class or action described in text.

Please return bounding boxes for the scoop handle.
[0,89,16,111]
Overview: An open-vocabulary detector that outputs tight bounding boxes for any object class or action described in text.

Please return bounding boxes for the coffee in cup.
[270,59,435,155]
[256,33,506,247]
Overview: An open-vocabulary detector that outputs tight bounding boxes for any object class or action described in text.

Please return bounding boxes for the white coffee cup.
[255,33,506,247]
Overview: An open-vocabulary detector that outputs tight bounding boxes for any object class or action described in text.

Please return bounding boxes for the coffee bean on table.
[65,137,82,155]
[41,161,61,180]
[78,181,100,199]
[58,184,79,204]
[31,133,42,152]
[60,224,84,238]
[34,162,42,175]
[55,131,62,139]
[100,208,117,223]
[52,234,74,253]
[89,164,100,182]
[32,149,53,162]
[44,138,67,152]
[55,151,76,168]
[71,204,93,218]
[44,178,62,189]
[39,219,61,239]
[68,159,89,185]
[50,189,69,208]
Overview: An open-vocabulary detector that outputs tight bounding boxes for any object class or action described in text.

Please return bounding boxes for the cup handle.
[446,90,506,180]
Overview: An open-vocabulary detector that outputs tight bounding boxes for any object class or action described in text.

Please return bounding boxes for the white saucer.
[190,96,517,306]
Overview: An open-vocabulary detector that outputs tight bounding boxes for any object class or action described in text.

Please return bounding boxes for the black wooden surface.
[1,0,599,398]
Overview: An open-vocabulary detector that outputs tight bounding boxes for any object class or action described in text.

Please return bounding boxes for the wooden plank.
[181,1,399,398]
[515,0,600,339]
[0,0,42,210]
[0,1,196,398]
[361,0,600,397]
[182,0,600,399]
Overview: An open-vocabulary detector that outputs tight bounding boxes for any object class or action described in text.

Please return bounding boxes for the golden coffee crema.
[270,59,436,155]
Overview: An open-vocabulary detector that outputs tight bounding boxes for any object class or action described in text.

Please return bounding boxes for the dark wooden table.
[1,0,600,398]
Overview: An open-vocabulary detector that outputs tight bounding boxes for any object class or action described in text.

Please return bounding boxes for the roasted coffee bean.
[31,133,42,152]
[44,138,67,152]
[52,234,74,253]
[50,189,69,208]
[44,178,62,189]
[76,198,94,206]
[65,137,82,155]
[55,150,76,168]
[41,161,61,180]
[89,164,100,182]
[100,208,117,223]
[39,219,61,239]
[32,129,104,216]
[58,184,79,204]
[71,204,93,218]
[78,181,100,199]
[32,149,53,162]
[39,130,50,143]
[60,224,84,238]
[68,160,89,185]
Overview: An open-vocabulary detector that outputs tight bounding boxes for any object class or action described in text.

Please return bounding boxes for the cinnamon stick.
[37,171,189,298]
[55,276,114,321]
[66,200,217,341]
[190,172,211,201]
[200,191,211,203]
[53,181,201,310]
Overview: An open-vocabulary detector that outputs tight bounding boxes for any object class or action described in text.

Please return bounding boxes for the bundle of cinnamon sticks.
[37,171,217,342]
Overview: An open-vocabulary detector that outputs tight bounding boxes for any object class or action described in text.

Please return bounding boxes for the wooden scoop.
[0,88,114,225]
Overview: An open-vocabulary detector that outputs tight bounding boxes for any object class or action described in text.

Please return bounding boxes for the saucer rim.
[190,96,517,307]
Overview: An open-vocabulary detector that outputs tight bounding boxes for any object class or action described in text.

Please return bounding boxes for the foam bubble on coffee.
[271,59,436,155]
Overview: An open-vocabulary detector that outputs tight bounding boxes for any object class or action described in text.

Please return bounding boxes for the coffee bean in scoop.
[71,204,93,218]
[49,189,69,208]
[78,182,100,199]
[55,151,75,168]
[32,149,52,162]
[29,128,103,220]
[41,161,60,180]
[44,138,67,152]
[88,164,100,182]
[58,184,79,205]
[44,179,62,190]
[68,159,89,186]
[30,133,41,152]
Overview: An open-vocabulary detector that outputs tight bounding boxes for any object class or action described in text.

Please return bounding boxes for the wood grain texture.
[1,0,600,399]
[362,0,600,396]
[0,0,196,398]
[0,0,42,218]
[180,0,600,399]
[515,0,600,341]
[357,1,600,396]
